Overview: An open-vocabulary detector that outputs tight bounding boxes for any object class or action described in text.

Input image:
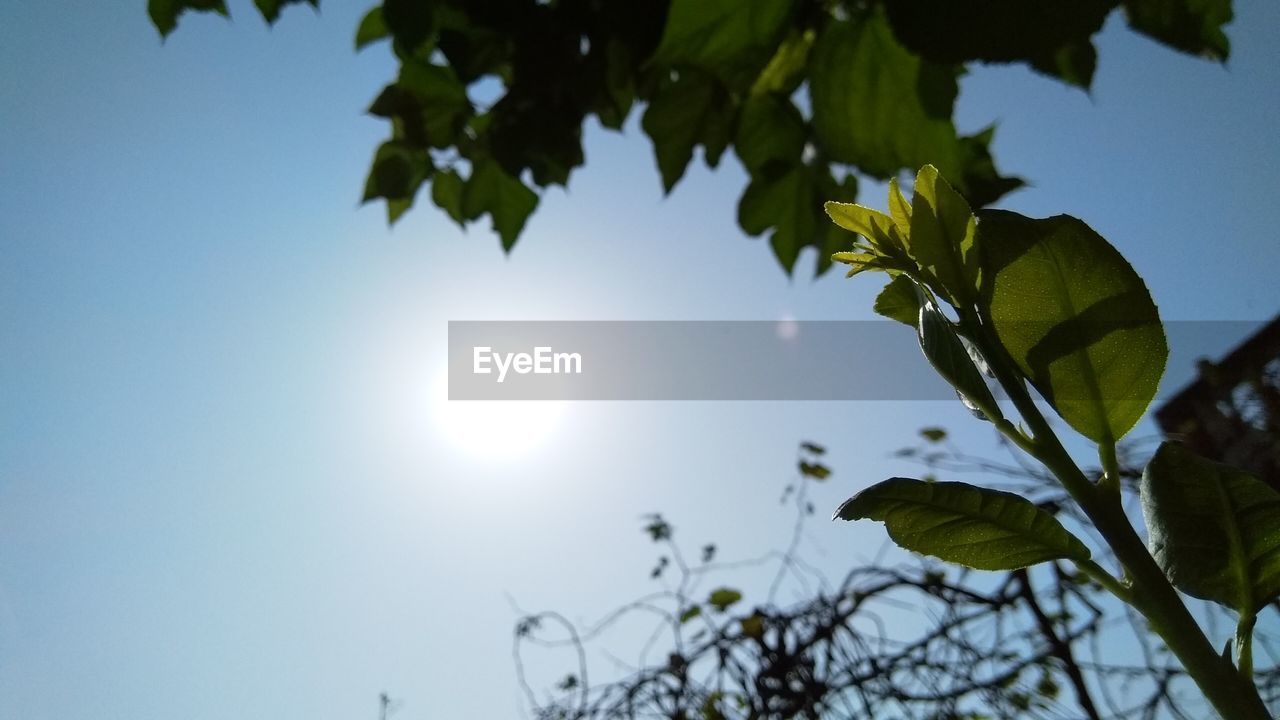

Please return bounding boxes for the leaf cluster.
[150,0,1232,273]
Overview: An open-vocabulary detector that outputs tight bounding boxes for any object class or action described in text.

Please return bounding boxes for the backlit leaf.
[835,478,1091,570]
[977,210,1167,443]
[874,275,922,326]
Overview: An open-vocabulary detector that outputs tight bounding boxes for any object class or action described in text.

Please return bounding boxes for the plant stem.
[1098,441,1121,496]
[1238,611,1257,680]
[963,312,1271,720]
[1076,559,1131,604]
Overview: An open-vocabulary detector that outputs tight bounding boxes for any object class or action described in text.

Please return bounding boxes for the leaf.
[462,160,539,251]
[362,140,429,206]
[799,441,825,455]
[701,543,717,562]
[651,0,793,90]
[824,202,901,257]
[1141,442,1280,613]
[883,0,1115,88]
[734,94,805,176]
[835,478,1091,571]
[738,163,816,275]
[874,275,922,326]
[642,71,734,193]
[907,165,979,304]
[148,0,227,38]
[799,461,831,480]
[918,300,1000,421]
[920,427,947,443]
[976,209,1167,443]
[814,172,861,276]
[888,177,912,237]
[707,588,743,612]
[253,0,316,25]
[431,168,464,225]
[355,7,388,50]
[808,12,1020,208]
[740,613,765,639]
[1123,0,1232,61]
[750,29,814,96]
[396,59,470,149]
[679,605,703,623]
[382,0,437,53]
[643,514,672,542]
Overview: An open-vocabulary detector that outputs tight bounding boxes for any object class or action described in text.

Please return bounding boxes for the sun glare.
[430,370,564,462]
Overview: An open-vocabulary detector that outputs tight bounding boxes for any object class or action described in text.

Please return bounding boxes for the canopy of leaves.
[150,0,1232,275]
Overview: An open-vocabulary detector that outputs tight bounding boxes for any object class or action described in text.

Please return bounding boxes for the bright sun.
[430,369,564,462]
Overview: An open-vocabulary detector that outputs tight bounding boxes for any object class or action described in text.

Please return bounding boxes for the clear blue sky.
[2,1,1279,718]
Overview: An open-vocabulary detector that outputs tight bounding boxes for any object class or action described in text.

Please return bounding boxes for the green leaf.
[679,605,703,623]
[253,0,316,25]
[808,13,1020,208]
[431,168,464,225]
[362,140,429,205]
[707,588,743,612]
[920,427,947,443]
[976,209,1167,443]
[824,202,901,257]
[907,165,978,305]
[462,160,539,251]
[750,29,814,96]
[798,461,831,480]
[1123,0,1232,61]
[883,0,1115,88]
[382,0,437,53]
[355,7,388,51]
[651,0,793,90]
[808,11,960,181]
[918,300,1000,421]
[734,94,805,176]
[815,172,860,276]
[800,441,825,455]
[874,275,922,326]
[887,177,912,237]
[738,163,815,275]
[148,0,227,38]
[397,60,470,149]
[642,71,734,193]
[835,478,1092,571]
[367,61,470,152]
[1141,442,1280,613]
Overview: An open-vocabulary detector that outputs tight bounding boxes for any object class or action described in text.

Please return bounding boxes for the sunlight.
[429,369,564,462]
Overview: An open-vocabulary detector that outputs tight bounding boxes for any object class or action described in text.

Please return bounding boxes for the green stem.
[1238,611,1257,680]
[962,311,1270,720]
[1076,559,1132,604]
[1098,441,1121,496]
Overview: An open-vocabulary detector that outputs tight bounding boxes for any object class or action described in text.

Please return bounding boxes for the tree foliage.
[151,0,1232,274]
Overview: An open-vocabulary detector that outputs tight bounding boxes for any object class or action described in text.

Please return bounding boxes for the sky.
[2,1,1280,718]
